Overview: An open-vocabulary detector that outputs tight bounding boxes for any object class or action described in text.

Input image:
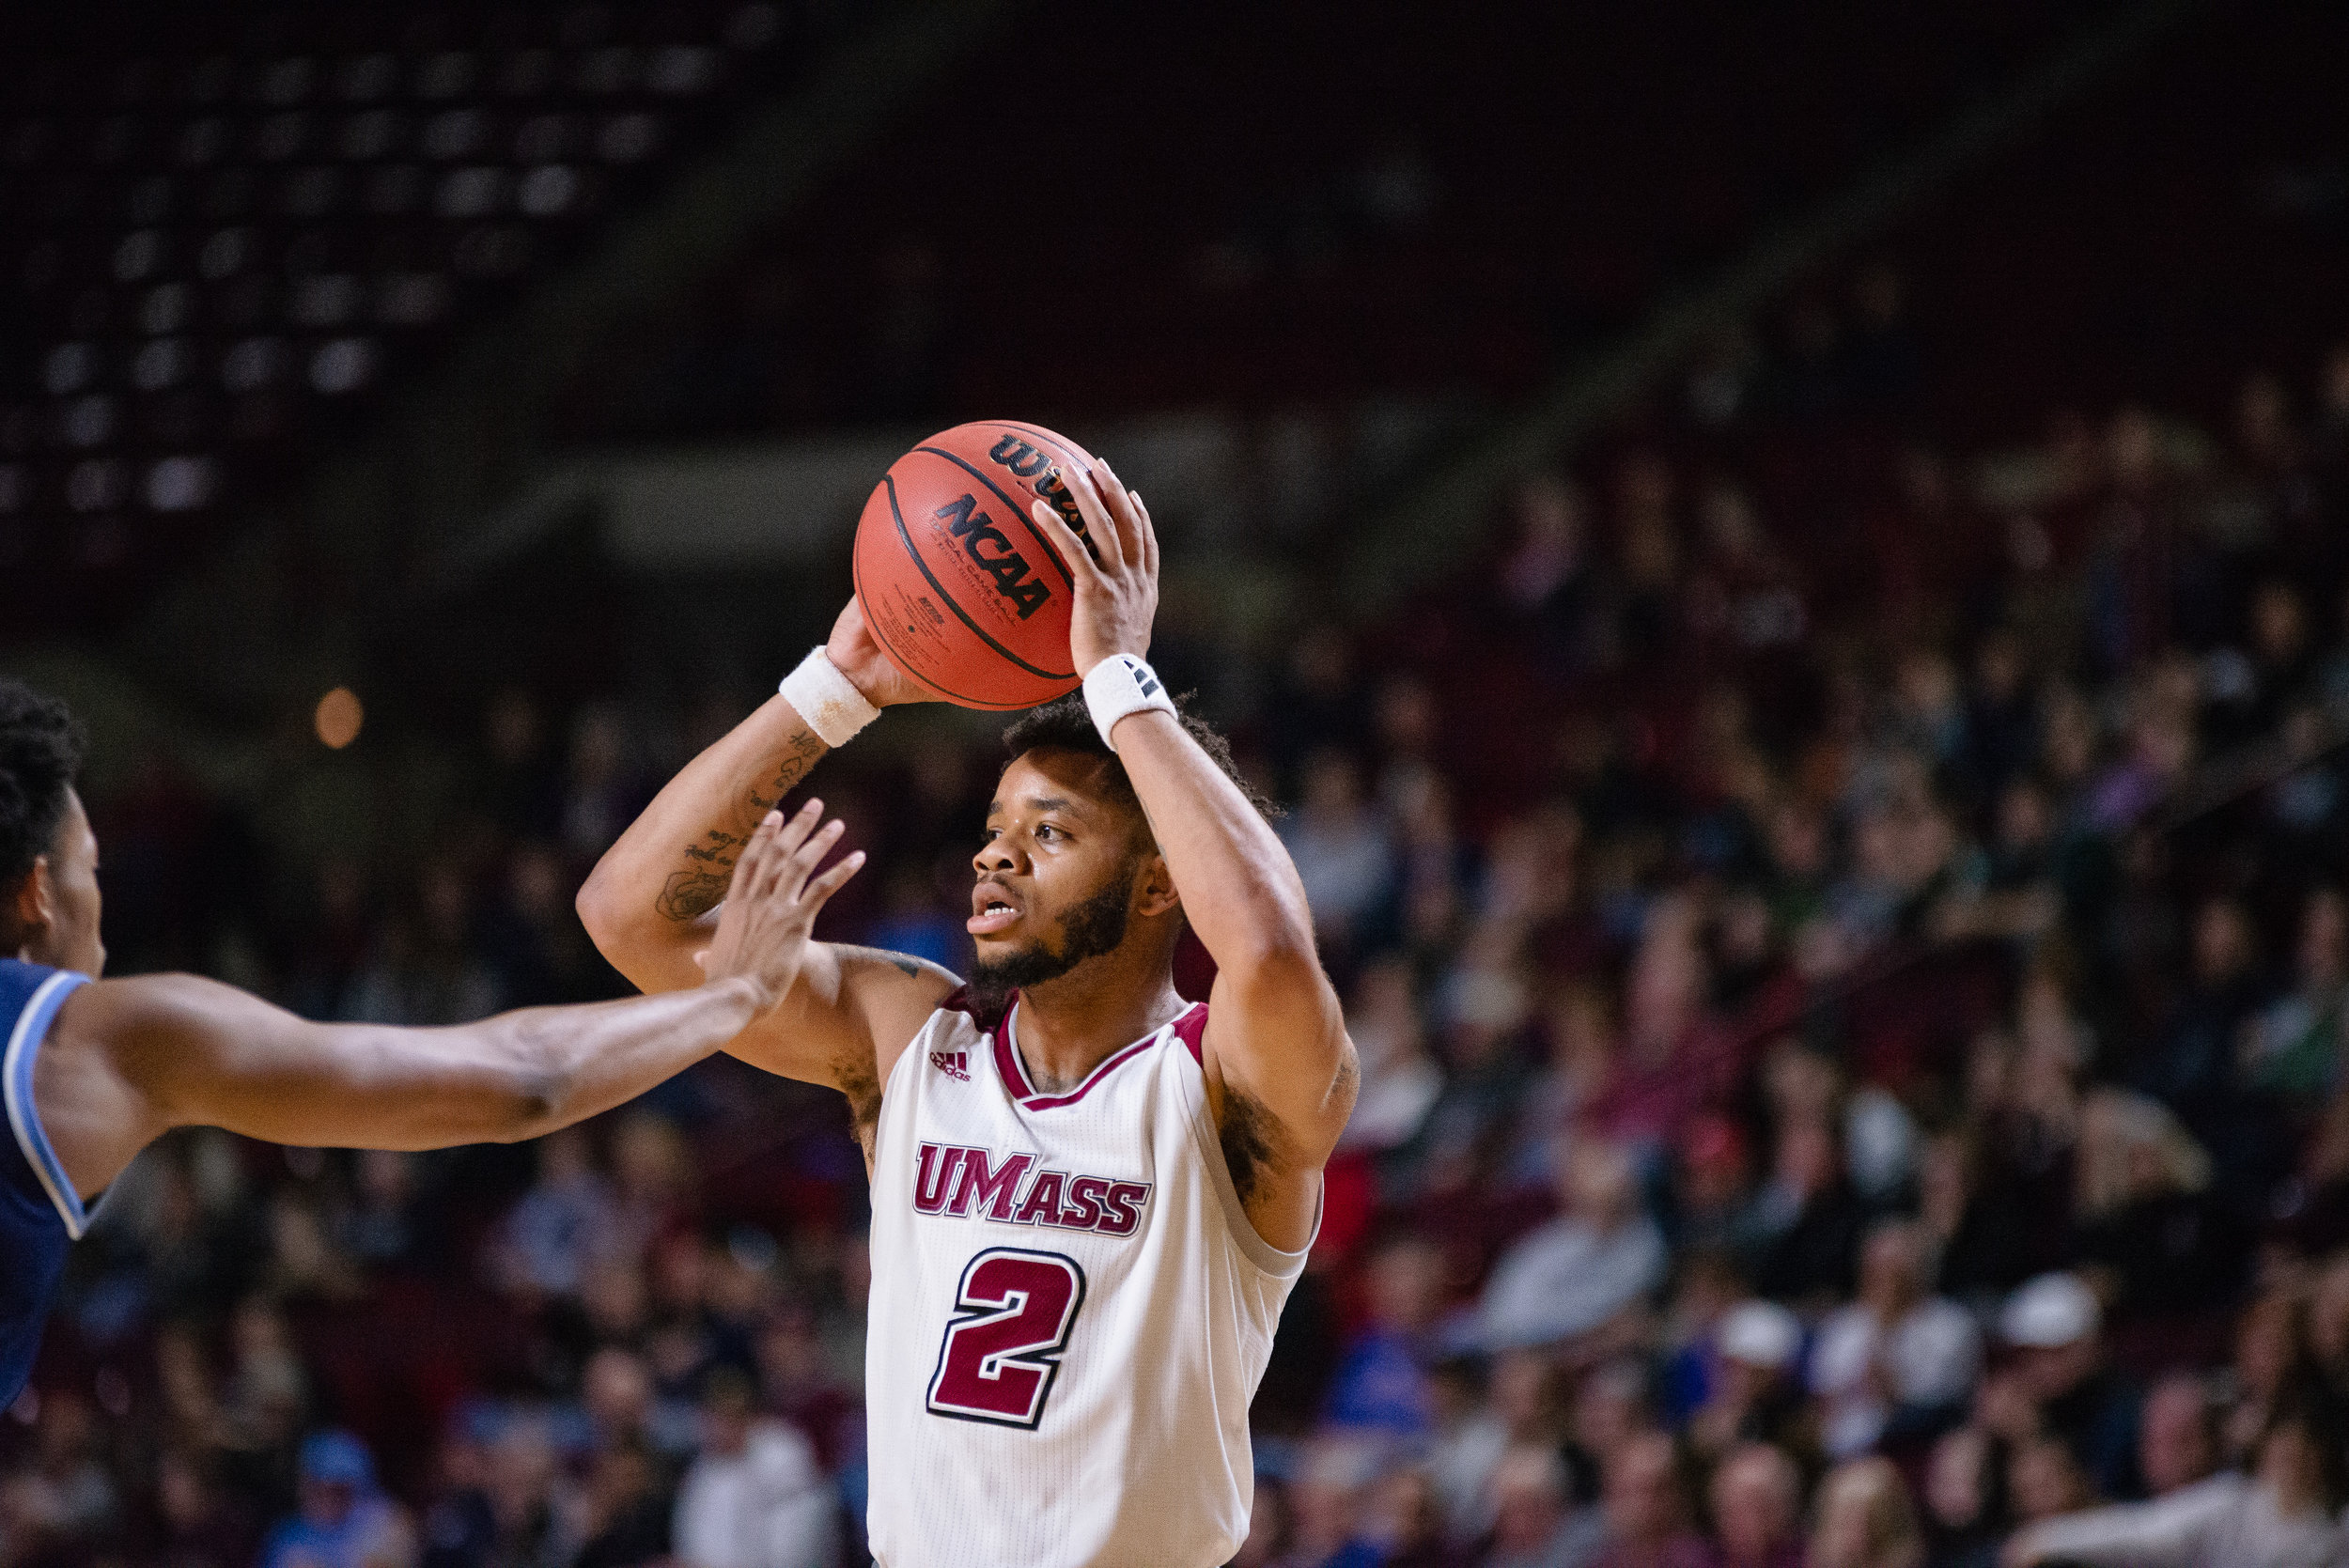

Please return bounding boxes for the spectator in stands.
[258,1430,416,1568]
[572,1439,673,1568]
[1746,1119,1866,1309]
[754,1307,857,1476]
[1705,1443,1805,1568]
[2006,1388,2349,1567]
[419,1417,572,1568]
[2135,895,2266,1140]
[2243,887,2349,1104]
[1480,1444,1606,1568]
[494,1126,621,1301]
[1921,1426,2006,1568]
[2221,1290,2315,1472]
[1341,957,1446,1157]
[1810,1457,1924,1568]
[151,1446,255,1568]
[0,1388,117,1563]
[1325,1232,1450,1435]
[2070,1089,2241,1318]
[1980,1274,2140,1502]
[1288,1437,1389,1568]
[2006,1436,2096,1527]
[670,1371,832,1568]
[1587,1431,1707,1568]
[1478,1141,1666,1351]
[1369,1466,1457,1568]
[1502,475,1611,677]
[1581,895,1736,1156]
[1686,1300,1812,1469]
[1810,1219,1982,1459]
[1281,748,1400,959]
[2134,1373,2220,1499]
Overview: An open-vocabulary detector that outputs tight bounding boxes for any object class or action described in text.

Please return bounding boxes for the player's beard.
[968,866,1134,1017]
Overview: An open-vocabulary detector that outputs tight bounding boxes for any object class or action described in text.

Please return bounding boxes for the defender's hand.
[697,800,864,1011]
[826,598,934,707]
[1030,458,1158,675]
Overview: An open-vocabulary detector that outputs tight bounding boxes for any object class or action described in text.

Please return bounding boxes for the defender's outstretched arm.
[574,605,957,1099]
[42,807,859,1199]
[1030,467,1356,1248]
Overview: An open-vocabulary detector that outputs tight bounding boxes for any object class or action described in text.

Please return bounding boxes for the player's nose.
[972,836,1020,876]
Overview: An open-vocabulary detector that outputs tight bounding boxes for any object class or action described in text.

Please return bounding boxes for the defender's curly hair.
[0,680,85,894]
[1002,691,1277,823]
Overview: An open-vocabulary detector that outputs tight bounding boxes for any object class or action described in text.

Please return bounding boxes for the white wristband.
[1082,654,1176,752]
[779,646,879,748]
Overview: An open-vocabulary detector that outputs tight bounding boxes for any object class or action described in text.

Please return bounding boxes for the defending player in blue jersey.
[0,679,864,1405]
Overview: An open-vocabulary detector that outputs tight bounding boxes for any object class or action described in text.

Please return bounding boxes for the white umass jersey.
[864,989,1311,1568]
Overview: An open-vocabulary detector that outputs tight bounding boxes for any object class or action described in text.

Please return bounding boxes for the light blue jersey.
[0,957,92,1405]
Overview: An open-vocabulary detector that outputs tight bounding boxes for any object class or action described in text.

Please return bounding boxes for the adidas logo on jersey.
[911,1142,1152,1237]
[929,1049,971,1081]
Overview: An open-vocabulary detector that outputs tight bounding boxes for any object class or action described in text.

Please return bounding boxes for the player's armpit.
[1202,959,1358,1157]
[721,942,960,1117]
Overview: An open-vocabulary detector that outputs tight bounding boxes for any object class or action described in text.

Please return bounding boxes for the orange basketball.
[852,420,1099,710]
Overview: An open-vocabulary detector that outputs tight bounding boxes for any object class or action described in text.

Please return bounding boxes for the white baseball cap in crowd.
[2001,1272,2100,1348]
[1718,1299,1804,1371]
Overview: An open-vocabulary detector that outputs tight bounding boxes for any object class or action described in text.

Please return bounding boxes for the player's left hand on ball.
[826,597,936,708]
[695,799,864,1013]
[1030,459,1158,675]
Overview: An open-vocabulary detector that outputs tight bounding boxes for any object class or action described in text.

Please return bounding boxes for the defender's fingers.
[799,849,866,910]
[1063,463,1127,573]
[773,796,824,855]
[781,817,848,900]
[730,810,786,893]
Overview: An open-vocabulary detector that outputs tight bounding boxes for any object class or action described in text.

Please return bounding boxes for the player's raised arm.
[1028,466,1357,1233]
[575,599,922,994]
[51,807,861,1186]
[574,603,957,1103]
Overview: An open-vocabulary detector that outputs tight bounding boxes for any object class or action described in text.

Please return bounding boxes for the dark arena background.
[6,0,2349,1563]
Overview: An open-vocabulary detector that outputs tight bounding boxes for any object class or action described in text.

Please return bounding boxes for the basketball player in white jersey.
[579,458,1358,1566]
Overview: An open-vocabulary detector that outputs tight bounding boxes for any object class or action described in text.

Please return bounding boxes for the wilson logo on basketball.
[933,493,1050,620]
[990,437,1097,558]
[911,1142,1151,1236]
[987,435,1051,477]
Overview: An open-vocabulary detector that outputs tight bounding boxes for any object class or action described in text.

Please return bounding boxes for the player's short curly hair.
[1002,691,1277,825]
[0,680,85,894]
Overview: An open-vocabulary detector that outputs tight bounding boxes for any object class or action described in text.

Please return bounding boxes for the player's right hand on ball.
[696,799,864,1013]
[826,598,934,707]
[1029,460,1159,675]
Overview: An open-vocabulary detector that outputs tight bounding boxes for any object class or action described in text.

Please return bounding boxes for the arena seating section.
[0,1,836,633]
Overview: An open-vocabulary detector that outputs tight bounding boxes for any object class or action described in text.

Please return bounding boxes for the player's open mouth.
[968,883,1023,936]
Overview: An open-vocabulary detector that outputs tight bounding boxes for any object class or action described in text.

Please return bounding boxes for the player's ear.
[8,859,52,957]
[1134,850,1180,919]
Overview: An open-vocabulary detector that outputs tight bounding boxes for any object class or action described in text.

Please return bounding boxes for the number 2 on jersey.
[926,1249,1088,1429]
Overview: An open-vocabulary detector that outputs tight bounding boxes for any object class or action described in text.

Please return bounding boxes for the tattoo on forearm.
[653,731,828,922]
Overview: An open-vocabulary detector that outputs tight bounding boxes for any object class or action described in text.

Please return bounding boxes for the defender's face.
[970,750,1141,964]
[27,789,105,978]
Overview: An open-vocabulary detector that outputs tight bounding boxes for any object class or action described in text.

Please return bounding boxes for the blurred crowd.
[11,286,2349,1568]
